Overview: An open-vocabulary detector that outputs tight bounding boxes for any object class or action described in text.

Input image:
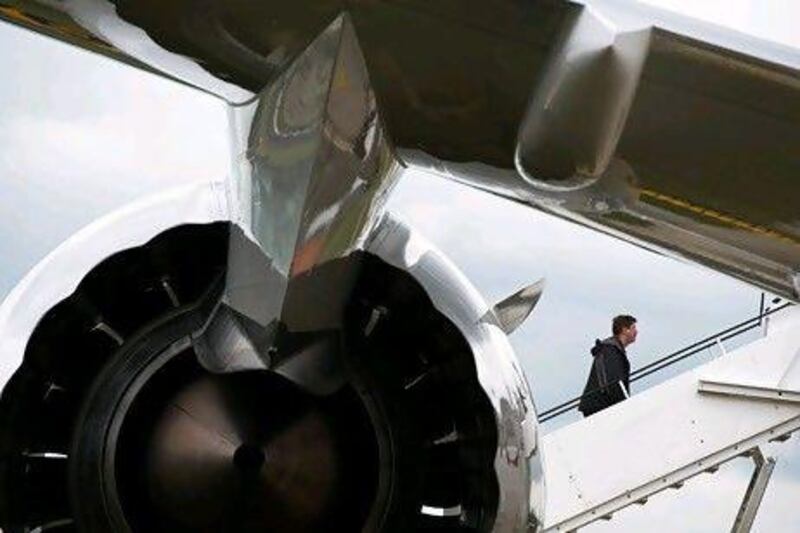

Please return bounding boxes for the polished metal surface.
[516,9,651,191]
[0,180,544,530]
[196,14,401,384]
[366,214,545,530]
[129,371,348,531]
[0,0,798,531]
[3,0,797,300]
[488,279,547,335]
[0,182,228,396]
[512,9,800,300]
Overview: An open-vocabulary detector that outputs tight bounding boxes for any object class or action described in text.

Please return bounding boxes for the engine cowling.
[0,186,544,532]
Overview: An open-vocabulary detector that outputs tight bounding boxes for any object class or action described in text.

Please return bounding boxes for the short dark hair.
[613,315,637,335]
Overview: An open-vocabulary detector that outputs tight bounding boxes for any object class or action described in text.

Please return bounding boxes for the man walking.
[578,315,638,417]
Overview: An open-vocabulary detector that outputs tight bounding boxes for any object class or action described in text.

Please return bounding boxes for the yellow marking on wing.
[0,6,45,27]
[639,188,800,247]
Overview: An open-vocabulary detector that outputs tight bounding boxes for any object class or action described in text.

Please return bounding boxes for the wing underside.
[1,0,798,300]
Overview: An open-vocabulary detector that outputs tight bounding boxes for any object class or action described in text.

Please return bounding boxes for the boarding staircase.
[540,303,800,532]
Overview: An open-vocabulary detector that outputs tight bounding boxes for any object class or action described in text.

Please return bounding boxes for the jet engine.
[0,188,544,532]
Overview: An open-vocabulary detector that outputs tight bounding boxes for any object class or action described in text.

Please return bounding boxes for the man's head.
[613,315,638,347]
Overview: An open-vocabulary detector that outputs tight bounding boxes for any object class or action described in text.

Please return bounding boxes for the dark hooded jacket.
[577,337,631,417]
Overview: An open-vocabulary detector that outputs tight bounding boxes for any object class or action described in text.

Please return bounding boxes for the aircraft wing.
[2,0,799,300]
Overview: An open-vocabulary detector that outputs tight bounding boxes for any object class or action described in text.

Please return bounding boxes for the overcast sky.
[0,0,797,531]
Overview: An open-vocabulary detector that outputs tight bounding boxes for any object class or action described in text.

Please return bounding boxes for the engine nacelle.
[0,184,544,532]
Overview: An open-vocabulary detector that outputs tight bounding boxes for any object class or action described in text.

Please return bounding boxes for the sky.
[634,0,800,49]
[0,0,798,531]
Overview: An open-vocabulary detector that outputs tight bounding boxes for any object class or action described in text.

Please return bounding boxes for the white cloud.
[0,24,231,296]
[633,0,800,49]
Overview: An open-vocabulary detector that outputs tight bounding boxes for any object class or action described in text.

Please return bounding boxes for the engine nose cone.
[65,308,380,533]
[233,444,266,472]
[125,370,343,532]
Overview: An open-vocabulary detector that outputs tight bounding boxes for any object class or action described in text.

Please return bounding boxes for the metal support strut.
[731,448,776,533]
